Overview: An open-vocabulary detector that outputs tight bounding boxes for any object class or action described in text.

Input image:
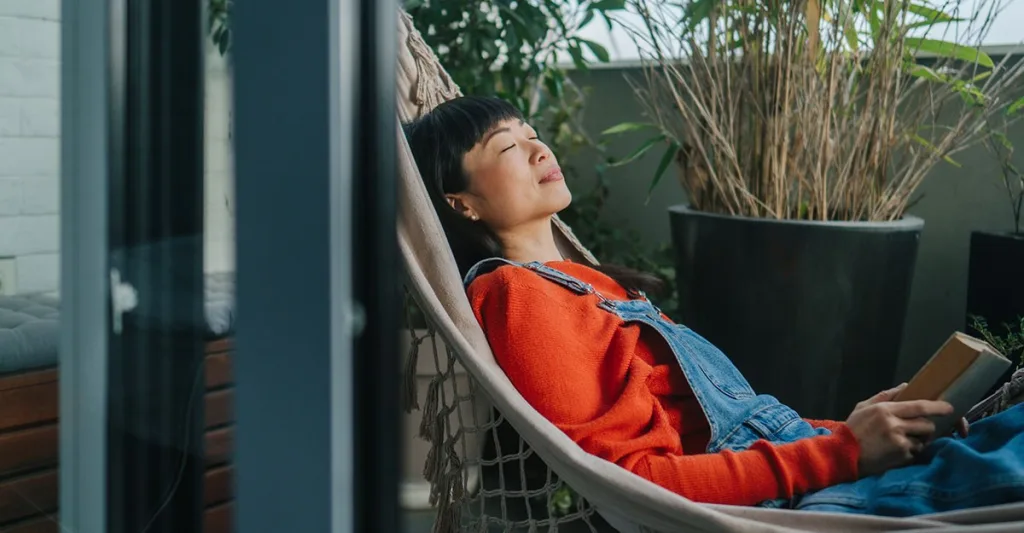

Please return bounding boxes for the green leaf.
[590,0,627,10]
[580,9,595,29]
[545,72,565,100]
[906,17,968,29]
[218,31,231,55]
[904,38,995,68]
[992,131,1014,150]
[972,71,993,83]
[1009,96,1024,116]
[568,43,588,70]
[647,142,680,200]
[906,2,956,23]
[609,134,666,167]
[580,38,610,62]
[683,0,716,31]
[499,5,537,42]
[908,64,947,83]
[844,17,859,51]
[601,122,654,135]
[913,134,962,167]
[866,0,881,39]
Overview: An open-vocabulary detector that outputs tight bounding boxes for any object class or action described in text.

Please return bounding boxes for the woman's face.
[447,118,571,232]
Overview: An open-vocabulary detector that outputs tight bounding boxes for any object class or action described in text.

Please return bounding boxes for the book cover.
[894,332,1011,436]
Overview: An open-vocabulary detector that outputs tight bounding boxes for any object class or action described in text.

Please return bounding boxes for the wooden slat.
[204,466,233,507]
[0,515,57,533]
[0,426,57,478]
[204,427,233,467]
[204,338,233,355]
[0,383,58,434]
[0,471,57,526]
[0,371,57,394]
[204,353,232,390]
[203,502,232,533]
[204,390,233,429]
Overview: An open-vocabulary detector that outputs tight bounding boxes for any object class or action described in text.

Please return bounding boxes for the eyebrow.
[482,120,526,147]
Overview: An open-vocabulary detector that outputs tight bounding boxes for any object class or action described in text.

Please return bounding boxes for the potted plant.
[603,0,1024,419]
[967,110,1024,354]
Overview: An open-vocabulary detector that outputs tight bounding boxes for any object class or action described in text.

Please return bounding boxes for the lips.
[540,167,564,183]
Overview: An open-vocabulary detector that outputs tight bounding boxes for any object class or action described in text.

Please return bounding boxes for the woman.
[403,95,1024,516]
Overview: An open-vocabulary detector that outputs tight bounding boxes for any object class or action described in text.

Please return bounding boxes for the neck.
[497,217,564,264]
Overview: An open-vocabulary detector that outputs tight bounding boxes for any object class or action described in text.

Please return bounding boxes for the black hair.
[403,95,664,296]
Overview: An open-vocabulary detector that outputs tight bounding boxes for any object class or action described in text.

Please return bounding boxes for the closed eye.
[500,144,515,153]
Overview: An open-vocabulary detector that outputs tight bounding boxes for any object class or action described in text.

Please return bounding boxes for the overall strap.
[521,261,598,296]
[462,257,523,287]
[462,258,603,299]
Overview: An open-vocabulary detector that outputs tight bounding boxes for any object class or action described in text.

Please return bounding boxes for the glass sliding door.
[105,0,207,531]
[62,0,230,531]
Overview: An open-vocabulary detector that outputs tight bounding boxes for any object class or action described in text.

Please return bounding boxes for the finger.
[895,435,921,462]
[957,418,970,437]
[888,400,954,419]
[870,383,909,404]
[900,417,937,438]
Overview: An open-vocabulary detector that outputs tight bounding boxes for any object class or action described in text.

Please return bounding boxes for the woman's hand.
[844,383,954,478]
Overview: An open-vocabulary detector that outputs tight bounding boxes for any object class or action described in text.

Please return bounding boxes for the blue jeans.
[796,403,1024,516]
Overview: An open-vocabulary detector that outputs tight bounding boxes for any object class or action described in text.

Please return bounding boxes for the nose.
[529,142,550,166]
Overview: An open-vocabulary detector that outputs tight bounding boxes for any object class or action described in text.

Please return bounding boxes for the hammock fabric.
[394,8,1024,532]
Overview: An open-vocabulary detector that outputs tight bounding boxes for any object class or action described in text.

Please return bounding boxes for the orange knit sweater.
[467,260,861,506]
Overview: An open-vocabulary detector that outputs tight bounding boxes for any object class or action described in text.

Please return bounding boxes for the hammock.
[393,8,1024,532]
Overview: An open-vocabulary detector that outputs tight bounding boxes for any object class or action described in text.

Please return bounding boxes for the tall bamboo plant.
[606,0,1024,221]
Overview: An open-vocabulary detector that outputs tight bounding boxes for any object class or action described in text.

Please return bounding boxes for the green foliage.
[971,315,1024,366]
[209,0,231,56]
[603,0,1013,210]
[403,0,623,117]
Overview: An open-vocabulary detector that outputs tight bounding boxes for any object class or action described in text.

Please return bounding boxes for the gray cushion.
[0,273,235,375]
[0,294,60,374]
[205,272,235,337]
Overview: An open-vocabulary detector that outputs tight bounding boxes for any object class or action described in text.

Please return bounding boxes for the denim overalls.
[464,258,1024,516]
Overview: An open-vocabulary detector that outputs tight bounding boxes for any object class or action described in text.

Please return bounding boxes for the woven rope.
[403,301,602,532]
[965,367,1024,423]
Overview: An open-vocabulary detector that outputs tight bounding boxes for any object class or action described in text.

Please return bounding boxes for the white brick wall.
[0,6,61,293]
[0,7,235,293]
[205,47,235,274]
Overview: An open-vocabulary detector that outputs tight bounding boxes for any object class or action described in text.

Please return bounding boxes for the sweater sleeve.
[468,270,861,506]
[804,418,849,434]
[632,426,860,505]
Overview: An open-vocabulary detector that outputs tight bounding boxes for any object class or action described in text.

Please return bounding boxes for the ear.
[445,194,480,222]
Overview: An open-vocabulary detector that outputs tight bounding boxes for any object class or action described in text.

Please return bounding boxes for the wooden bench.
[0,339,235,533]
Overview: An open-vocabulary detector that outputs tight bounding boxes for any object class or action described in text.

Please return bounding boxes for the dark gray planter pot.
[669,205,924,420]
[966,230,1024,395]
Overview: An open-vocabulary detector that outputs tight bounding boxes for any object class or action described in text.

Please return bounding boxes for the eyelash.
[501,136,541,153]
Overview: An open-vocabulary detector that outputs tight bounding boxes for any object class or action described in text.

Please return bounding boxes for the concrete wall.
[565,64,1024,381]
[0,2,235,294]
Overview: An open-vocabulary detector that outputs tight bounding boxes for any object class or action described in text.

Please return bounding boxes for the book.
[893,331,1012,436]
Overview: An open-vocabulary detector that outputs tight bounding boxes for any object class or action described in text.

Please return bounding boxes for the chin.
[550,186,572,213]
